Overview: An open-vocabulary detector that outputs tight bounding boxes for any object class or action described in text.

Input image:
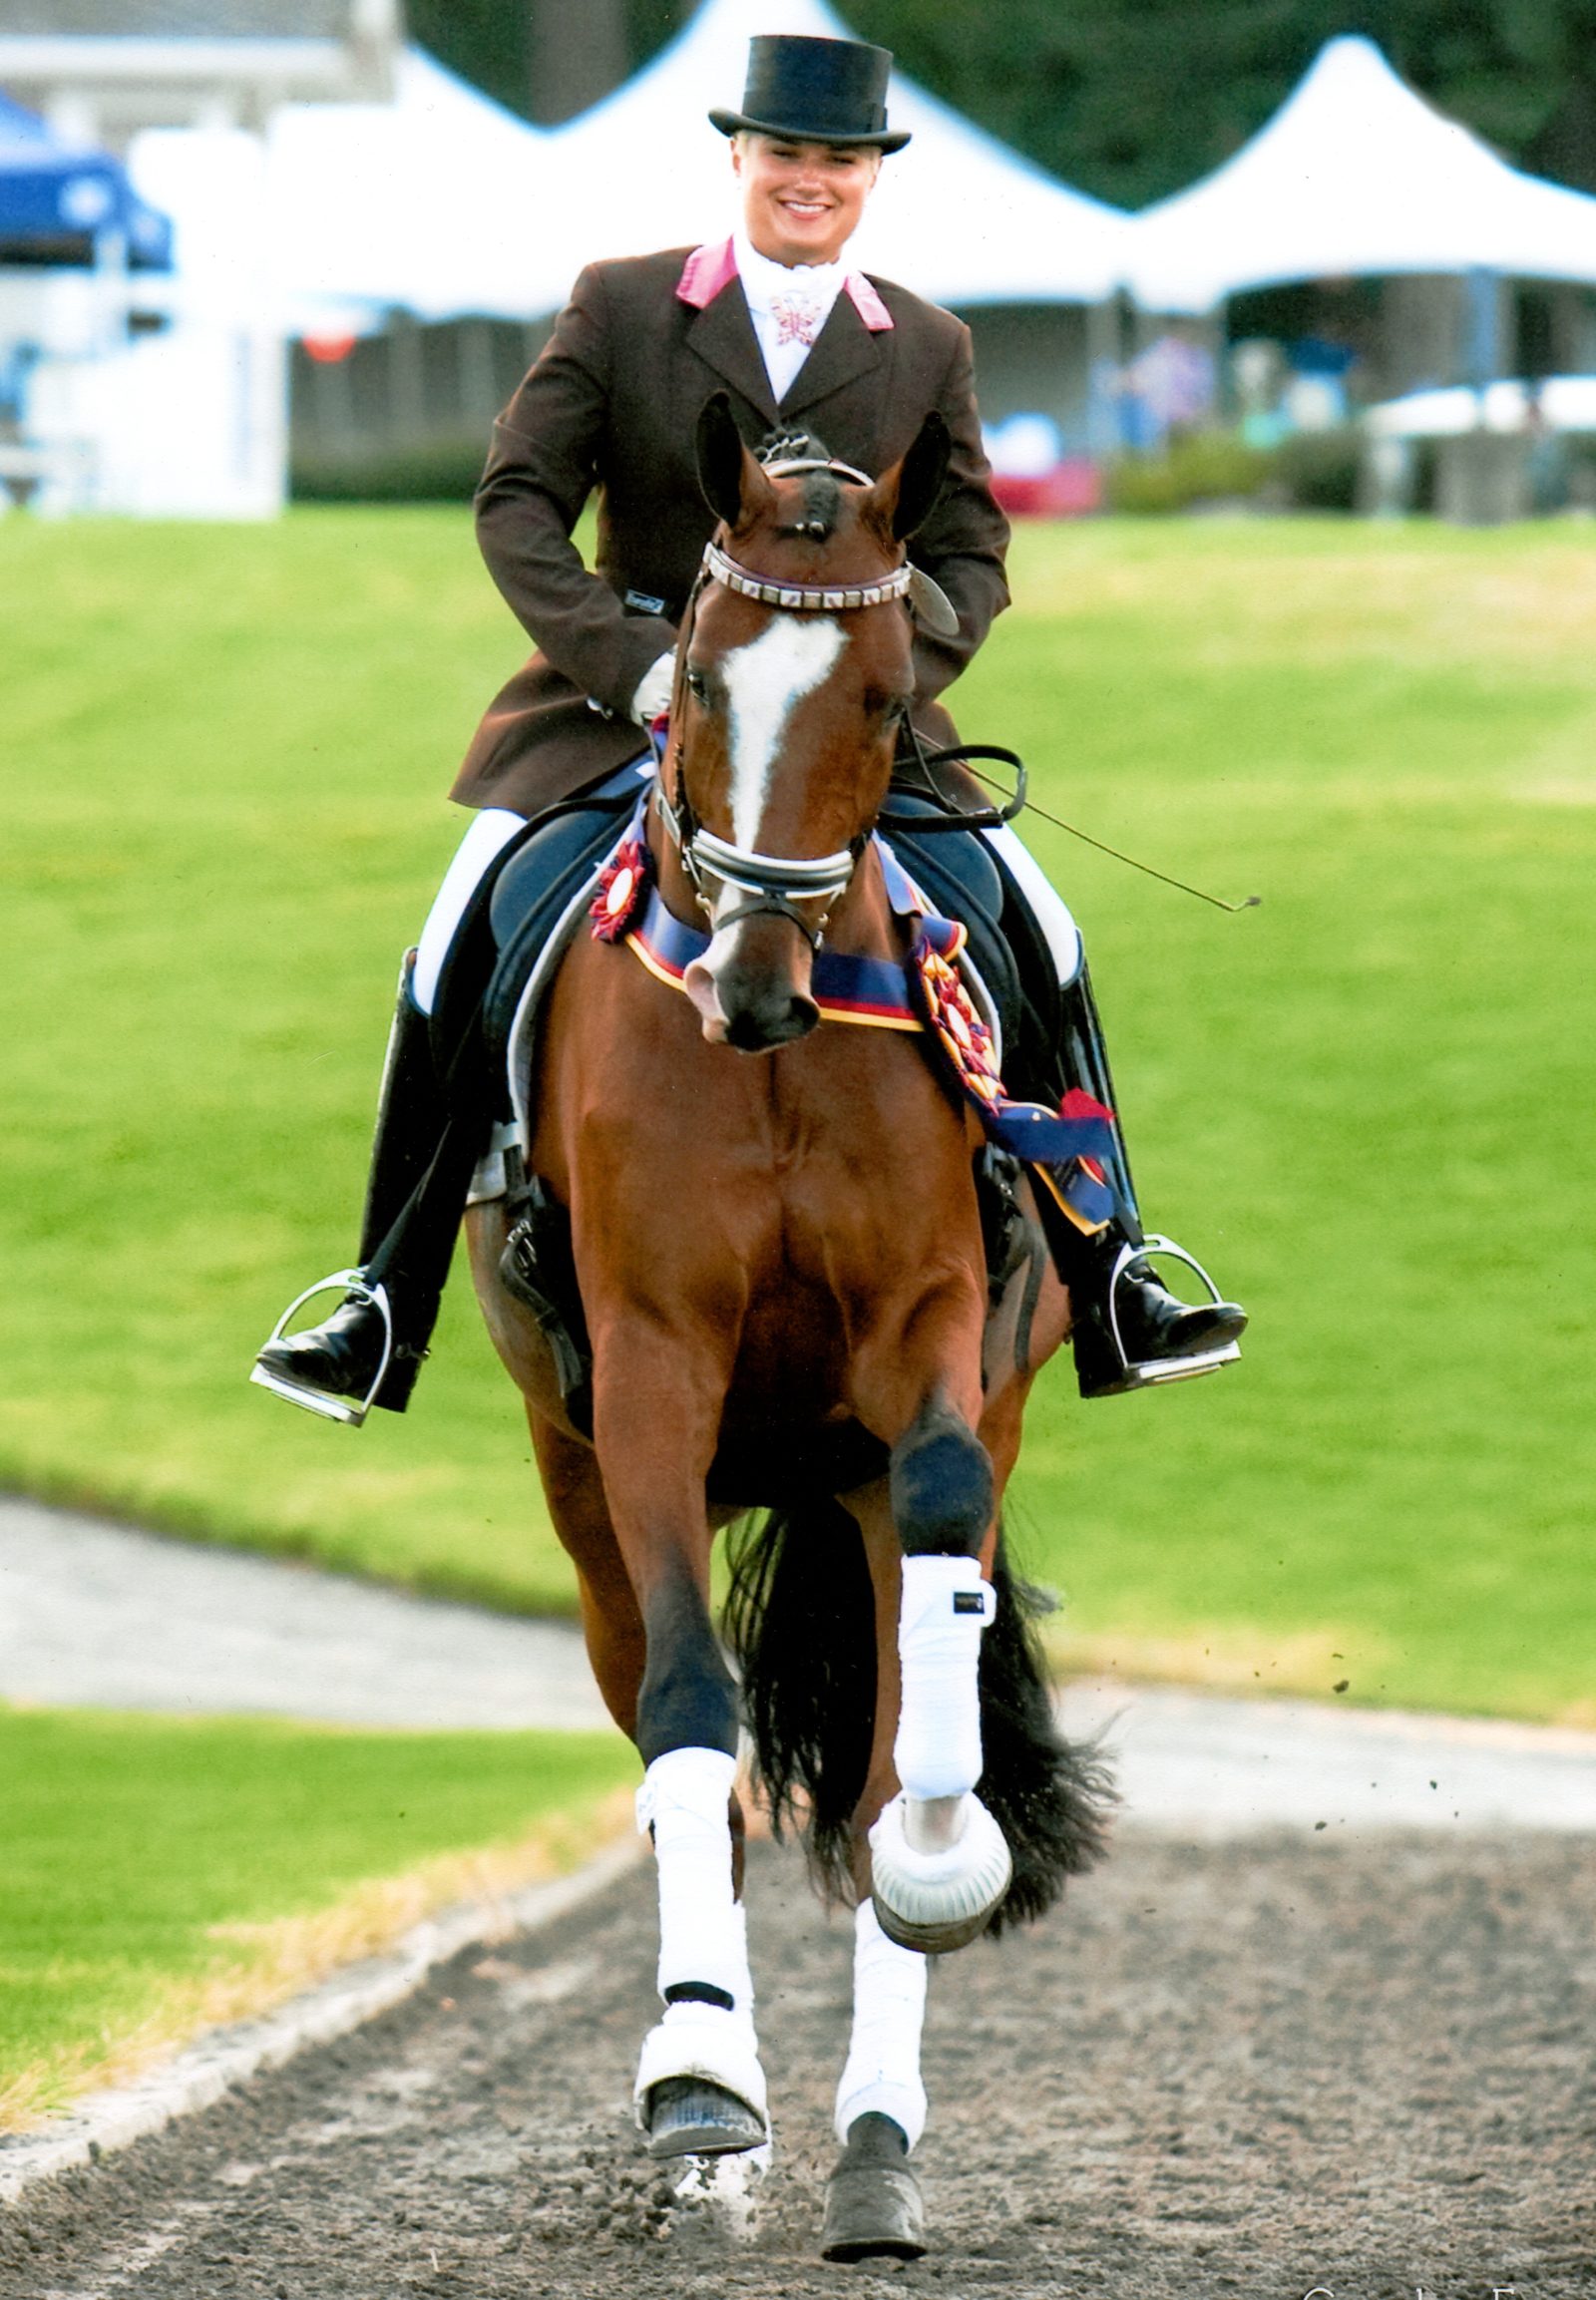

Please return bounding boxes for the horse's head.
[664,392,951,1053]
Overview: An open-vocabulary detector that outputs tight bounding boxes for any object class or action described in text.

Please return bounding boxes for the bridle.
[655,457,922,949]
[655,455,1024,947]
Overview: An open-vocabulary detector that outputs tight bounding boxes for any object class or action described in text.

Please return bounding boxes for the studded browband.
[701,538,913,616]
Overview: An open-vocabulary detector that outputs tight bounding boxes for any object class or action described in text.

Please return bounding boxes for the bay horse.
[467,393,1112,2261]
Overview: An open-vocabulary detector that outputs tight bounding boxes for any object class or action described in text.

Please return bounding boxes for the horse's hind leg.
[819,1901,930,2262]
[812,1482,945,2263]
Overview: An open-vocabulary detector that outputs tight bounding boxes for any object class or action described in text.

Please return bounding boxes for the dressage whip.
[965,766,1262,916]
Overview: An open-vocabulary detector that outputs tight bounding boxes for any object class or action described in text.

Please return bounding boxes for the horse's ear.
[873,410,952,541]
[695,392,770,529]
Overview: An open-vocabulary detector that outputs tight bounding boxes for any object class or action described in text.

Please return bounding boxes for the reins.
[656,486,1259,933]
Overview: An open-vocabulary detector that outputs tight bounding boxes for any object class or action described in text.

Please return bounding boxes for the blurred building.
[0,1,401,514]
[0,1,399,143]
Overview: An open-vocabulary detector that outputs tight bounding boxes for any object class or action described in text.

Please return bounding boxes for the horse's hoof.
[869,1790,1012,1954]
[643,2076,767,2160]
[634,2005,769,2153]
[821,2114,926,2262]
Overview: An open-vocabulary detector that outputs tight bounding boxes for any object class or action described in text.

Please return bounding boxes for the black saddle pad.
[459,759,1064,1123]
[881,794,1022,1056]
[478,762,649,1064]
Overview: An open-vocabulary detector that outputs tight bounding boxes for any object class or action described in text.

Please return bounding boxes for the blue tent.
[0,89,172,268]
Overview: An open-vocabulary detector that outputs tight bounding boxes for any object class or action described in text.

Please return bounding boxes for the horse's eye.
[684,665,711,704]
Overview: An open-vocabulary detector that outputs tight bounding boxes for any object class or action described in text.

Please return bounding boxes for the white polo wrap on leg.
[893,1554,997,1801]
[633,1746,766,2128]
[834,1899,929,2149]
[635,1745,750,2007]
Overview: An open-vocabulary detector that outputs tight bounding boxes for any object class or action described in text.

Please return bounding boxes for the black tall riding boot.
[251,952,459,1423]
[1030,964,1248,1400]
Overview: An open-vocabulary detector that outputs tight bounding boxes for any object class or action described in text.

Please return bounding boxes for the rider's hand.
[629,651,676,727]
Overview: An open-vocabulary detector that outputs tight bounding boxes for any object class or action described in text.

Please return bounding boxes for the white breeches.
[983,822,1082,985]
[411,807,527,1015]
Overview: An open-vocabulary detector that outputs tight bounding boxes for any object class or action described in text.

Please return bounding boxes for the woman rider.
[252,33,1246,1423]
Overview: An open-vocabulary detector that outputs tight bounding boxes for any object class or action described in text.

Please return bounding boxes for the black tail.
[723,1497,874,1905]
[977,1547,1117,1928]
[722,1503,1116,1933]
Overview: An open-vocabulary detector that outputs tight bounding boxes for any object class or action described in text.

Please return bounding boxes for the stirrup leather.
[1107,1234,1242,1390]
[249,1269,394,1427]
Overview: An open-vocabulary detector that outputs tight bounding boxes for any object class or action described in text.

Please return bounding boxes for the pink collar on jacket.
[676,236,893,331]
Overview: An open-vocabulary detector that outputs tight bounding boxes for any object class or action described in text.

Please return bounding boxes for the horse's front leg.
[846,1268,1012,1958]
[589,1311,768,2162]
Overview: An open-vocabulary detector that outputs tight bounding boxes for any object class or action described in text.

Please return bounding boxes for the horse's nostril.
[724,996,818,1054]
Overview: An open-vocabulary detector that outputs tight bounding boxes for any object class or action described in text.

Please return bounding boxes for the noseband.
[659,486,923,947]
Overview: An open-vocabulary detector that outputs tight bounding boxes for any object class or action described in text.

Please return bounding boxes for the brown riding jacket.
[450,239,1010,818]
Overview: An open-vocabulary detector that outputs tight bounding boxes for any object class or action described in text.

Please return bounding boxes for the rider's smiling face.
[732,132,882,268]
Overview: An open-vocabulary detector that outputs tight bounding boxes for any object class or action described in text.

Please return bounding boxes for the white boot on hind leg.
[871,1556,1012,1954]
[632,1746,769,2155]
[834,1900,928,2149]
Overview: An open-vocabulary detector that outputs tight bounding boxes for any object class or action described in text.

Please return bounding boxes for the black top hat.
[709,34,910,155]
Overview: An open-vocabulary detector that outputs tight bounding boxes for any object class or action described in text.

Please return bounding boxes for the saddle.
[475,766,1059,1095]
[481,758,654,1058]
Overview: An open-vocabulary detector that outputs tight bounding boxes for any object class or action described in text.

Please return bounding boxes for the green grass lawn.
[3,510,1592,1723]
[0,1707,633,2126]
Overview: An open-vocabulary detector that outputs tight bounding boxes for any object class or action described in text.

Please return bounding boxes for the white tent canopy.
[264,46,553,328]
[1124,35,1596,314]
[134,1,1127,327]
[534,0,1130,312]
[132,48,553,331]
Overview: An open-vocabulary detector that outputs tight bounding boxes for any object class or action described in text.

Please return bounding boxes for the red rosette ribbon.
[917,942,1002,1103]
[590,838,651,944]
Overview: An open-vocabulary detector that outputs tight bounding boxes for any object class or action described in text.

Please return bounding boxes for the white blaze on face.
[721,614,848,854]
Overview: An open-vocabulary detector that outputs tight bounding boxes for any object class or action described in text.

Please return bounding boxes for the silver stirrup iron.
[1108,1234,1242,1390]
[248,1270,394,1427]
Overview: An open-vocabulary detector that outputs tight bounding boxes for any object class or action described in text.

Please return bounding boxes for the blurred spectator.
[983,411,1063,477]
[1230,337,1288,448]
[1115,332,1215,451]
[982,410,1101,516]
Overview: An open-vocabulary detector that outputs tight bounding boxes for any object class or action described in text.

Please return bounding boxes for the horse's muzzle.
[684,916,820,1052]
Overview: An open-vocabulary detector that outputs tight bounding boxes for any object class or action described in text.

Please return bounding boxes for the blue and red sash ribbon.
[906,922,1120,1229]
[627,880,926,1031]
[588,799,1122,1229]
